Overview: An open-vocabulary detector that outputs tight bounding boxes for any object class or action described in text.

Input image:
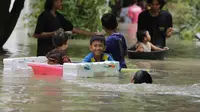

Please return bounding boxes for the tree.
[0,0,25,48]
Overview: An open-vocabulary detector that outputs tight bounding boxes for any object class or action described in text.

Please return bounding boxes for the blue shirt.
[105,33,127,68]
[83,53,114,62]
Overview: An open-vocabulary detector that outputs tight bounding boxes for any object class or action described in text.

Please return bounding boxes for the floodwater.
[0,3,200,112]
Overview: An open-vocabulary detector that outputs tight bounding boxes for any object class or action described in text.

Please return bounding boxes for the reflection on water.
[1,14,200,112]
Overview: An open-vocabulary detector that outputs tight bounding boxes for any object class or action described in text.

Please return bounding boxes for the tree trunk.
[0,0,25,48]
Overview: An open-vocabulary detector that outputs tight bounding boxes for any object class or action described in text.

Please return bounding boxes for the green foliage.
[25,0,199,40]
[24,0,113,38]
[24,0,45,29]
[166,0,200,40]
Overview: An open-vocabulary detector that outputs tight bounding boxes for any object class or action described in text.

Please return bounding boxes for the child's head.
[101,13,118,31]
[89,36,106,56]
[45,0,63,11]
[137,30,151,43]
[147,0,166,10]
[52,29,68,50]
[131,70,152,84]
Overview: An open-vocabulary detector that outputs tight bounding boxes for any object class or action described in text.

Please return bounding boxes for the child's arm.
[150,43,169,51]
[82,53,92,62]
[82,57,90,62]
[135,44,144,52]
[47,58,58,64]
[62,56,71,63]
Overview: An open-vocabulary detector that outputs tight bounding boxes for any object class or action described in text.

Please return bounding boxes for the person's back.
[128,4,142,23]
[101,13,127,68]
[106,33,127,68]
[46,49,71,64]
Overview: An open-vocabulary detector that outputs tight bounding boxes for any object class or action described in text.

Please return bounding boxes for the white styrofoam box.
[36,56,48,63]
[78,63,94,77]
[62,63,79,77]
[3,57,120,78]
[3,58,14,69]
[103,61,120,76]
[63,61,120,78]
[3,56,47,71]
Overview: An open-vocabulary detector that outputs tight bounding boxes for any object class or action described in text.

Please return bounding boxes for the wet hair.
[90,36,106,46]
[133,70,152,84]
[136,30,147,42]
[147,0,166,9]
[45,0,55,11]
[101,13,118,30]
[52,30,68,47]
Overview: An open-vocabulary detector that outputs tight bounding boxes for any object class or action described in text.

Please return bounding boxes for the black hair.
[133,70,152,84]
[137,0,146,10]
[131,0,138,5]
[122,0,132,7]
[147,0,166,9]
[45,0,55,11]
[52,30,68,47]
[101,13,118,30]
[90,36,106,46]
[136,30,147,42]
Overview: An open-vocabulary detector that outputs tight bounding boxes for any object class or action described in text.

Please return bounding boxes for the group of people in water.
[33,0,173,84]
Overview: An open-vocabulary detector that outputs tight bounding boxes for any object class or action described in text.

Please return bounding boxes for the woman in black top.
[34,0,100,56]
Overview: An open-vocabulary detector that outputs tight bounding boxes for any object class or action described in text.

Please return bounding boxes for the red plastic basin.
[28,62,63,76]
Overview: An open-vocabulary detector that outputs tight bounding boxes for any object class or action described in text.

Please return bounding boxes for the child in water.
[131,70,152,84]
[46,29,71,64]
[101,13,127,68]
[83,36,114,62]
[135,30,169,52]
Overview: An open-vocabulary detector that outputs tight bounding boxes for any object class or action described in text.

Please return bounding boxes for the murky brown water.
[0,6,200,111]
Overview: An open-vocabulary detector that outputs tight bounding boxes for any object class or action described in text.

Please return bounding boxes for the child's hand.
[164,47,169,50]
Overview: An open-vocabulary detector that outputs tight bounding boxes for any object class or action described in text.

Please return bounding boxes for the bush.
[166,0,200,40]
